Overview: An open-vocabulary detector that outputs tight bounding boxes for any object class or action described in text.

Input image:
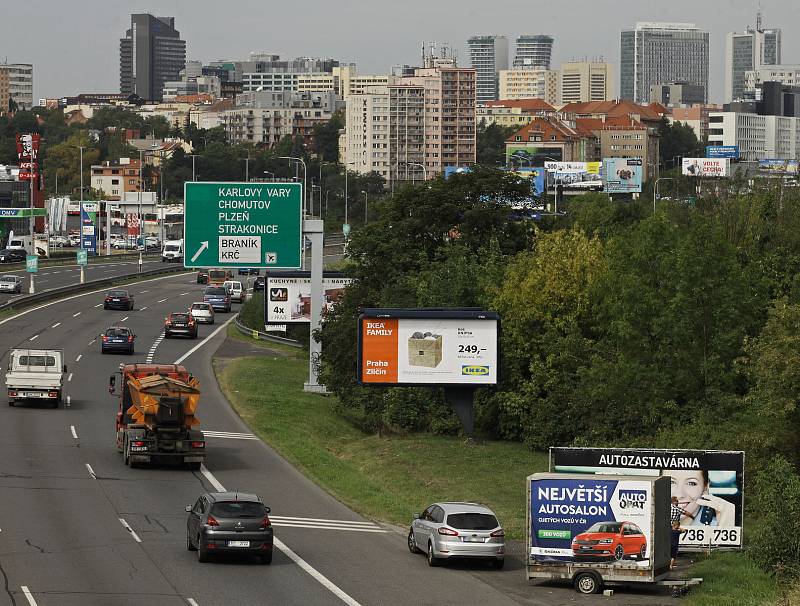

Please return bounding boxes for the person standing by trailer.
[670,521,685,570]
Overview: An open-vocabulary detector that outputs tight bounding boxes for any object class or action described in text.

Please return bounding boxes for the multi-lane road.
[0,271,529,606]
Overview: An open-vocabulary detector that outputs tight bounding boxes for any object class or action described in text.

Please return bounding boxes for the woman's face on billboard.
[669,469,706,515]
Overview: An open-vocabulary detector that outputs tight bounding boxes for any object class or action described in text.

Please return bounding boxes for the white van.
[162,239,184,263]
[223,280,244,303]
[7,236,32,251]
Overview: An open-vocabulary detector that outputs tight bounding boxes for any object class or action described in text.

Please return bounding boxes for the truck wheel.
[574,572,602,594]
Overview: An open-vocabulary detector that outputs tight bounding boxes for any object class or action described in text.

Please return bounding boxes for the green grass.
[215,347,547,539]
[683,552,782,606]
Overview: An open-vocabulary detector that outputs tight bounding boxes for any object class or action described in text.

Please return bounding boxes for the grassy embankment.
[215,327,787,606]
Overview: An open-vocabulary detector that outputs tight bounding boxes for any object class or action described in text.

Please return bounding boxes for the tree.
[658,117,703,169]
[477,120,517,167]
[312,110,343,162]
[45,132,100,197]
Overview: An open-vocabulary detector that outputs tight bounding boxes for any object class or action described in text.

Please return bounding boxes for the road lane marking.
[21,586,38,606]
[118,518,142,543]
[85,464,96,479]
[121,316,129,322]
[73,312,81,317]
[75,354,82,362]
[88,339,96,346]
[70,426,78,439]
[202,430,258,440]
[174,317,236,365]
[66,396,71,407]
[51,322,61,328]
[271,521,387,533]
[157,298,167,303]
[140,306,149,310]
[146,333,166,364]
[198,466,362,606]
[140,290,149,293]
[187,600,200,606]
[94,304,103,308]
[68,373,73,382]
[29,334,38,341]
[271,515,382,527]
[180,292,190,296]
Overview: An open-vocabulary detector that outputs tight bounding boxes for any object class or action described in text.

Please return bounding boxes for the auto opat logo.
[462,365,489,376]
[618,489,647,510]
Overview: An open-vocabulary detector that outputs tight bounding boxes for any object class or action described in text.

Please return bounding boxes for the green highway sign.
[76,249,88,266]
[0,207,47,218]
[183,182,302,269]
[26,255,38,273]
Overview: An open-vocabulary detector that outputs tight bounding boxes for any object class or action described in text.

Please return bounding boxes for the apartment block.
[468,36,508,103]
[620,22,709,104]
[345,86,390,179]
[477,99,556,128]
[0,69,8,114]
[560,62,615,103]
[91,158,143,201]
[513,35,554,70]
[0,63,34,110]
[498,69,559,105]
[221,90,338,147]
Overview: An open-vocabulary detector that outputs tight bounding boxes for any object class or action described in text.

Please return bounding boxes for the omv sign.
[0,209,21,217]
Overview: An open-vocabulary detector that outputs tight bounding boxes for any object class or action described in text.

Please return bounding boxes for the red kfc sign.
[16,133,42,160]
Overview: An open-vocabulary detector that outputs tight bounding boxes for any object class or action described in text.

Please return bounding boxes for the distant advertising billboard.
[706,146,739,159]
[529,475,661,565]
[266,272,353,324]
[512,167,545,197]
[443,167,473,179]
[550,447,744,549]
[682,158,730,177]
[358,309,499,386]
[603,158,643,194]
[545,161,603,192]
[80,202,98,254]
[506,146,563,165]
[758,159,800,175]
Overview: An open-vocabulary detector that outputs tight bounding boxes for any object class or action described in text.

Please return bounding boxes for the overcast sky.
[3,0,799,104]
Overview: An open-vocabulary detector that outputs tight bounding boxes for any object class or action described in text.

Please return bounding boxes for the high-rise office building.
[120,14,186,101]
[560,62,615,103]
[0,63,34,110]
[620,22,709,104]
[498,69,560,104]
[513,35,554,70]
[724,14,781,103]
[468,35,508,103]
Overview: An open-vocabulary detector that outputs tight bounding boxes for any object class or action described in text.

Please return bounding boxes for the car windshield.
[165,245,180,251]
[108,290,128,297]
[205,287,227,295]
[171,314,190,322]
[445,513,499,530]
[210,501,266,518]
[587,522,622,533]
[106,328,130,337]
[191,303,210,311]
[0,275,16,281]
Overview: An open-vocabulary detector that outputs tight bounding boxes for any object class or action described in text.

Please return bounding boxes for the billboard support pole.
[445,386,475,440]
[303,218,326,394]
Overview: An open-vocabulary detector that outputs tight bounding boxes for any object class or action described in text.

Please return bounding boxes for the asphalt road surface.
[0,272,680,606]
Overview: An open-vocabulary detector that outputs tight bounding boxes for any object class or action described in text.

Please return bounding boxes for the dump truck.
[109,364,206,470]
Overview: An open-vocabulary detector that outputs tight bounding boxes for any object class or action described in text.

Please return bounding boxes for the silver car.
[0,274,23,293]
[189,302,215,324]
[408,502,505,568]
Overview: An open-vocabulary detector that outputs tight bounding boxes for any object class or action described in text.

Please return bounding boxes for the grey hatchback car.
[408,502,505,568]
[186,492,273,564]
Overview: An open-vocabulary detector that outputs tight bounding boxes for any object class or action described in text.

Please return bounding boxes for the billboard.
[266,272,353,324]
[706,146,739,159]
[506,145,563,166]
[443,167,472,179]
[529,474,667,567]
[511,167,545,197]
[758,159,800,175]
[545,162,603,192]
[603,158,643,193]
[358,309,499,386]
[682,158,730,177]
[550,447,744,549]
[80,202,98,254]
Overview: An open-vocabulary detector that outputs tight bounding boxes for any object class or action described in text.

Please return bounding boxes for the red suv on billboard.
[571,521,647,561]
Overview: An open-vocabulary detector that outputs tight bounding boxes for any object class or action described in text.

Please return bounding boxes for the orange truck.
[109,364,206,469]
[207,268,232,286]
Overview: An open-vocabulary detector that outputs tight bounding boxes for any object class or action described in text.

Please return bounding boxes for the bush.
[238,292,264,330]
[748,456,800,578]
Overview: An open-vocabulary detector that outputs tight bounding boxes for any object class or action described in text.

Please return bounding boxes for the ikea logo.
[462,365,489,376]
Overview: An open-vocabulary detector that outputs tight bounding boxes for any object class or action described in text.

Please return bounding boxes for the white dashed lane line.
[67,373,73,382]
[85,464,97,479]
[140,306,148,310]
[51,322,61,328]
[118,518,142,543]
[121,316,129,322]
[73,312,81,317]
[70,426,78,440]
[75,354,82,362]
[21,585,38,606]
[28,334,38,341]
[94,303,103,308]
[157,298,167,303]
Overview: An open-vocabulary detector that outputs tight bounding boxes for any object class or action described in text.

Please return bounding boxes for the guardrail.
[234,314,302,348]
[0,251,162,271]
[0,264,189,313]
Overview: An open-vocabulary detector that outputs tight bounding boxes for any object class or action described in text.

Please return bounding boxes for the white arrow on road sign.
[191,241,208,263]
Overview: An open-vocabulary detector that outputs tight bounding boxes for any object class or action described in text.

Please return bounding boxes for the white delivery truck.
[5,348,67,408]
[526,473,701,595]
[162,239,184,263]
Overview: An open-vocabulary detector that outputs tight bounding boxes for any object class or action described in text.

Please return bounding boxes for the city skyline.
[2,0,799,104]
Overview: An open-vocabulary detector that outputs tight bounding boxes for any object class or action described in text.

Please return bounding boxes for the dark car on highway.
[203,286,231,312]
[238,268,260,275]
[186,492,273,564]
[0,249,26,263]
[196,269,209,284]
[104,289,134,310]
[253,276,265,291]
[164,312,198,339]
[101,325,136,355]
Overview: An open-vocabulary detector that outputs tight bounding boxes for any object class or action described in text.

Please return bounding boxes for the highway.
[0,271,521,606]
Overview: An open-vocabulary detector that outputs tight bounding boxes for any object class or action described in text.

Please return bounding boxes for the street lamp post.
[653,177,676,213]
[278,156,307,216]
[361,190,368,223]
[406,161,427,182]
[188,154,201,181]
[343,161,358,228]
[263,171,275,180]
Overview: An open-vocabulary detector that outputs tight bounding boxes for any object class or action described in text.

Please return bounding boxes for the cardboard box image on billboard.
[408,332,443,368]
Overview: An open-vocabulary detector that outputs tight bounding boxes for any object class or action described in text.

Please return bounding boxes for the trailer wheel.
[574,571,602,594]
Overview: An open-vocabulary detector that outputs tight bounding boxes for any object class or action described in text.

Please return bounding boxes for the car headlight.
[599,539,613,544]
